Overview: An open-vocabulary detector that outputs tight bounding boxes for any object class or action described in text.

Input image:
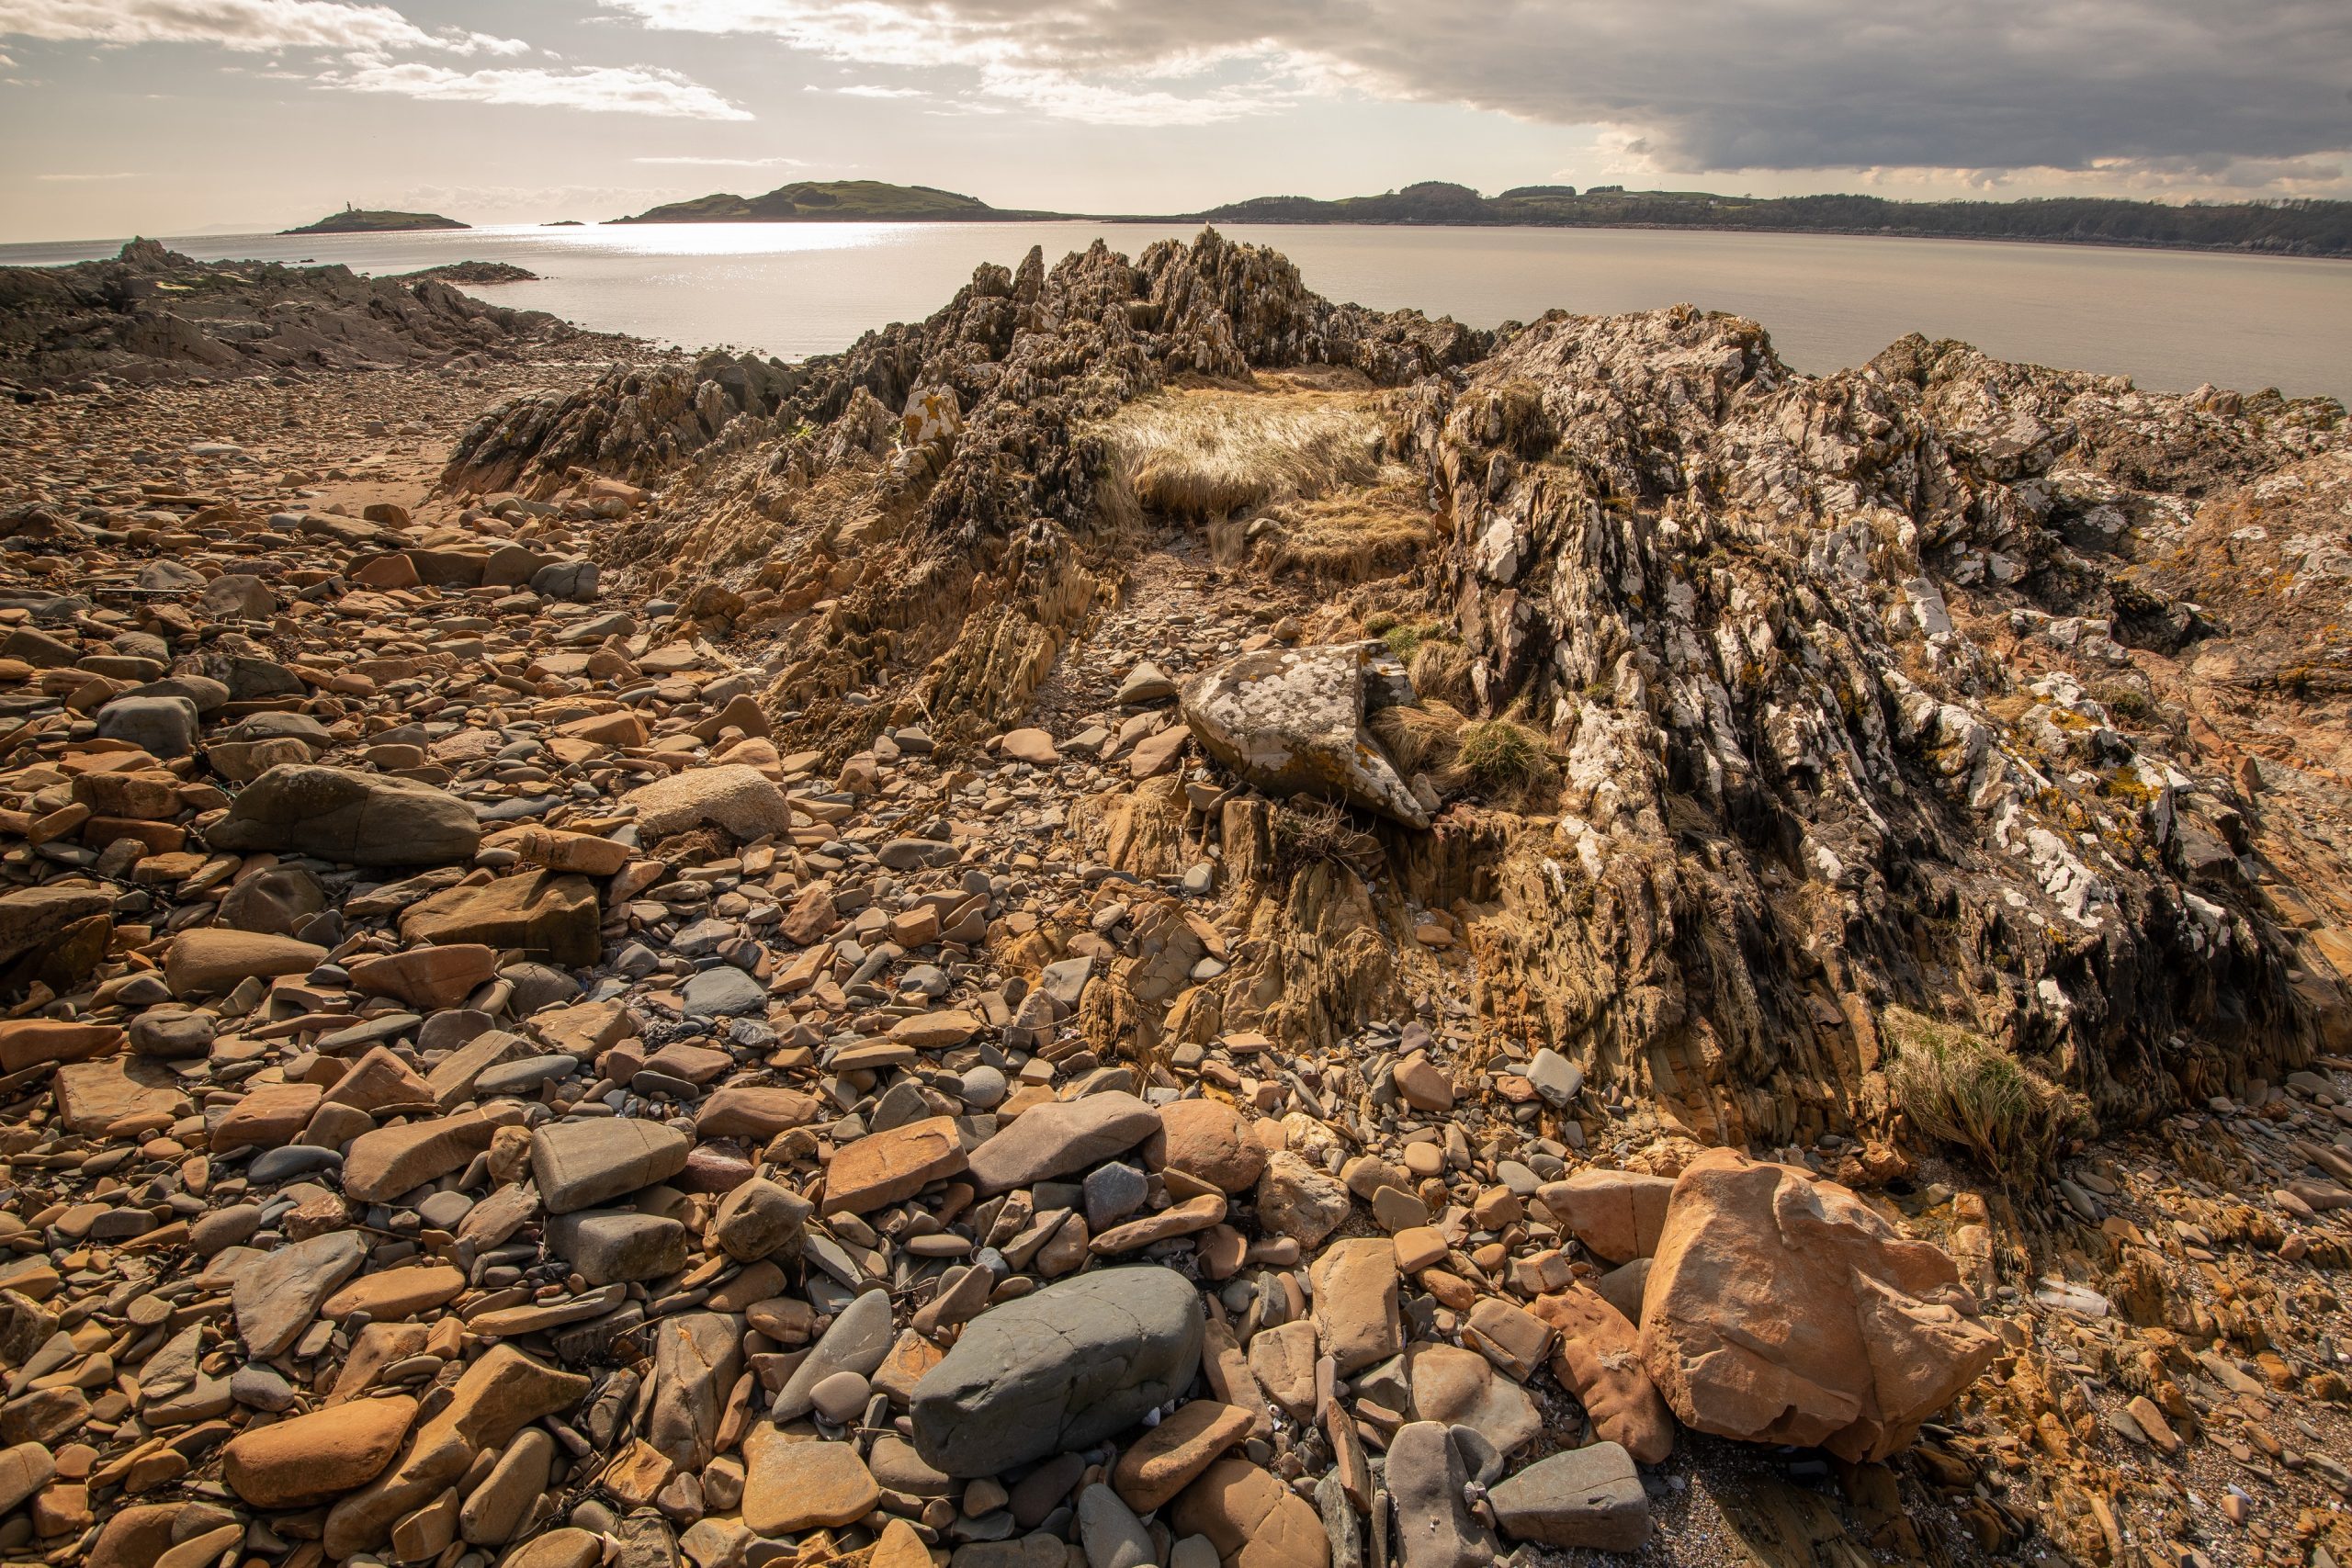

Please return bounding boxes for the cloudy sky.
[2,0,2346,241]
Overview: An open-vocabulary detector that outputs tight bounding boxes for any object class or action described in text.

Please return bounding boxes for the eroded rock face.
[1638,1149,1999,1461]
[447,230,1484,749]
[1181,644,1430,828]
[1402,305,2346,1138]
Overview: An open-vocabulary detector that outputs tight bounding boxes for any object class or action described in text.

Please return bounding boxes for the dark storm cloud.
[607,0,2352,173]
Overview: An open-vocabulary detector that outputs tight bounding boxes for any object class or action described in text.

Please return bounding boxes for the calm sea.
[4,221,2344,401]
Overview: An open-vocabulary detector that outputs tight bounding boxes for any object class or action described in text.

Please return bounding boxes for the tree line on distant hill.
[1195,182,2352,255]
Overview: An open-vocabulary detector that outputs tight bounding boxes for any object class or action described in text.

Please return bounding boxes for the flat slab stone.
[824,1115,967,1214]
[967,1091,1162,1195]
[742,1427,880,1535]
[1487,1442,1649,1551]
[529,1117,691,1214]
[54,1057,189,1135]
[228,1231,368,1358]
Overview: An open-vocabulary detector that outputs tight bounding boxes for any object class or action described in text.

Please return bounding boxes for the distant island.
[280,208,469,235]
[607,176,2350,257]
[612,179,1046,224]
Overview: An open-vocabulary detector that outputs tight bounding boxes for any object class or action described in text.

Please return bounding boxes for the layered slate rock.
[1528,1285,1675,1464]
[1170,1455,1333,1568]
[399,870,601,966]
[1537,1169,1675,1264]
[910,1267,1204,1475]
[1179,644,1430,829]
[1638,1149,2001,1461]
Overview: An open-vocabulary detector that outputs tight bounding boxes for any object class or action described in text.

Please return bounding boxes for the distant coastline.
[603,178,2352,260]
[1191,214,2352,261]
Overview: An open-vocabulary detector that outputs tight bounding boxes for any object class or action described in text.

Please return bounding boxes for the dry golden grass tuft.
[1882,1006,2094,1189]
[1252,481,1437,586]
[1370,694,1558,812]
[1271,797,1383,875]
[1097,387,1388,520]
[1444,706,1556,809]
[1371,698,1467,775]
[1408,639,1472,706]
[1091,385,1446,586]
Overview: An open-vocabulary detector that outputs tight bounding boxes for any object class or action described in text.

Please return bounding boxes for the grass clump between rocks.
[1097,387,1388,521]
[1271,798,1380,875]
[1408,639,1472,705]
[1254,483,1436,585]
[1381,620,1451,662]
[1453,714,1546,787]
[1882,1006,2093,1189]
[1371,698,1466,774]
[1369,697,1557,810]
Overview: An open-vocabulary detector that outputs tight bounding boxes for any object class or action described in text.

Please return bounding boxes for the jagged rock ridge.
[443,229,2351,1145]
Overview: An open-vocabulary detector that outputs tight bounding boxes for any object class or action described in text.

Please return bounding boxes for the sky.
[1,0,2347,242]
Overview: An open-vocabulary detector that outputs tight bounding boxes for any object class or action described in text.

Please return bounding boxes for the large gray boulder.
[209,764,481,866]
[1178,643,1429,828]
[95,694,198,759]
[910,1268,1204,1477]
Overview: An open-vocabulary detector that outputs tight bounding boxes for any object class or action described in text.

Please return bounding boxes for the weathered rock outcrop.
[9,226,2352,1568]
[434,230,2352,1152]
[1397,305,2346,1138]
[443,231,1484,750]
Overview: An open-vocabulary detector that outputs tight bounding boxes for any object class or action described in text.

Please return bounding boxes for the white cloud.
[605,0,1289,125]
[34,170,141,180]
[598,0,2352,186]
[967,69,1274,126]
[322,61,752,119]
[831,83,923,98]
[0,0,526,58]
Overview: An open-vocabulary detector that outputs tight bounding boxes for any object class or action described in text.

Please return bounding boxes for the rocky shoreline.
[0,243,620,394]
[0,230,2349,1568]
